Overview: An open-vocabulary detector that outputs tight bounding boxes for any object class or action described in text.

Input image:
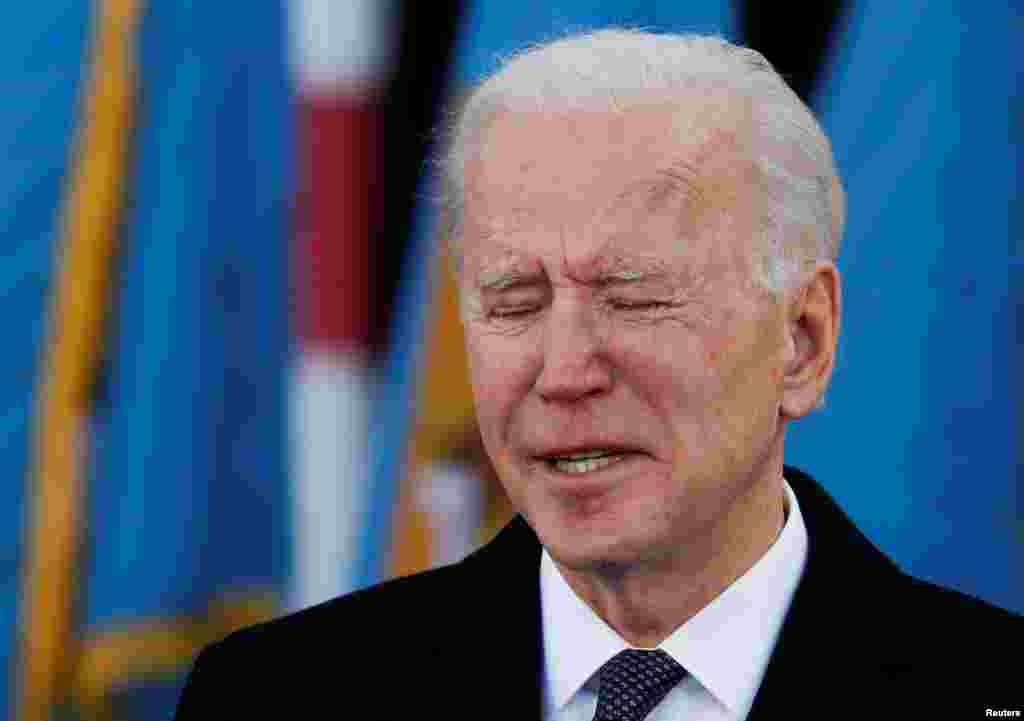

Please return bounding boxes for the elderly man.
[175,30,1019,721]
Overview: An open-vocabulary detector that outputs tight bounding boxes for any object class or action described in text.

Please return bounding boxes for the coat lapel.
[747,467,918,719]
[431,515,545,719]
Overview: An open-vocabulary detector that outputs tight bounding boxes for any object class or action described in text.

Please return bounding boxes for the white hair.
[437,29,845,295]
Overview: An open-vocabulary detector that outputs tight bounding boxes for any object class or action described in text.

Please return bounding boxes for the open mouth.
[544,450,631,475]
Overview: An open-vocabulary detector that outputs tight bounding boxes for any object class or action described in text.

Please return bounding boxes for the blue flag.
[6,1,293,718]
[790,0,1022,612]
[79,1,293,715]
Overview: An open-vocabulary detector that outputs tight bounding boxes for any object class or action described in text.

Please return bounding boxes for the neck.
[555,463,787,648]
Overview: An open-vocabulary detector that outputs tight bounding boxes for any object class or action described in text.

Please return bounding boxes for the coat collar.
[431,511,545,717]
[746,466,917,718]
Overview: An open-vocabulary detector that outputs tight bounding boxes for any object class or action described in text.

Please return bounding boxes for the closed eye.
[490,306,540,319]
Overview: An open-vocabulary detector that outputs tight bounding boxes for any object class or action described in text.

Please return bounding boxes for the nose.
[534,300,612,403]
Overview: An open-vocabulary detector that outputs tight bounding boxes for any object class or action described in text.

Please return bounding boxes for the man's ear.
[780,262,841,420]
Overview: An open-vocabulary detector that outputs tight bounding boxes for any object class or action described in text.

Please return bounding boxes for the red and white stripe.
[288,0,396,611]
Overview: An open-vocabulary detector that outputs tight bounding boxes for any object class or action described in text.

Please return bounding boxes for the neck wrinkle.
[557,472,787,648]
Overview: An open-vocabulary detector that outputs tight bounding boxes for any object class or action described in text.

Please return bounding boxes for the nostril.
[535,358,613,403]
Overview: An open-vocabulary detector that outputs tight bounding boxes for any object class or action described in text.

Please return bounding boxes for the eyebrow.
[589,256,675,285]
[475,257,676,292]
[593,269,680,293]
[476,267,544,292]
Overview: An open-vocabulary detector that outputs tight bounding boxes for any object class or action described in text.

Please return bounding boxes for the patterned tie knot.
[592,649,687,721]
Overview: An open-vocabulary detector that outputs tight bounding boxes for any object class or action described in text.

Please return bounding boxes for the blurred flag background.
[2,1,1019,719]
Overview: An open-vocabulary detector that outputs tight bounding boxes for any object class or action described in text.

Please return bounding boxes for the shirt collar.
[541,478,808,716]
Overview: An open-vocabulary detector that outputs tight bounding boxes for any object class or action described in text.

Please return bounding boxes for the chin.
[528,504,662,572]
[553,543,645,575]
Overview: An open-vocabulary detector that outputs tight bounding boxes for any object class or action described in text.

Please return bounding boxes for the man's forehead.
[466,101,757,216]
[462,176,746,282]
[474,92,753,164]
[461,96,760,286]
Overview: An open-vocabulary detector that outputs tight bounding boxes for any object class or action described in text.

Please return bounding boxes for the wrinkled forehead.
[461,98,762,276]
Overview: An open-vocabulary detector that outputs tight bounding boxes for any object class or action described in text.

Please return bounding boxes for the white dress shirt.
[541,479,808,721]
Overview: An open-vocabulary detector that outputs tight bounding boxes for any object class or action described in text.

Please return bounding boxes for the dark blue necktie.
[592,649,687,721]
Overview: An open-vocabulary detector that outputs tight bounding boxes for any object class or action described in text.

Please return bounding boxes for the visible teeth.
[563,450,611,460]
[553,454,624,474]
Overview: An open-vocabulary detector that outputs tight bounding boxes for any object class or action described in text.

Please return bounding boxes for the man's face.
[460,103,792,573]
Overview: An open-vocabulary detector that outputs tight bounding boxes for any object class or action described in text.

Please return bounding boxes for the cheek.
[698,320,786,456]
[705,338,755,408]
[618,324,714,389]
[613,330,713,428]
[613,324,770,462]
[466,331,540,433]
[719,317,785,404]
